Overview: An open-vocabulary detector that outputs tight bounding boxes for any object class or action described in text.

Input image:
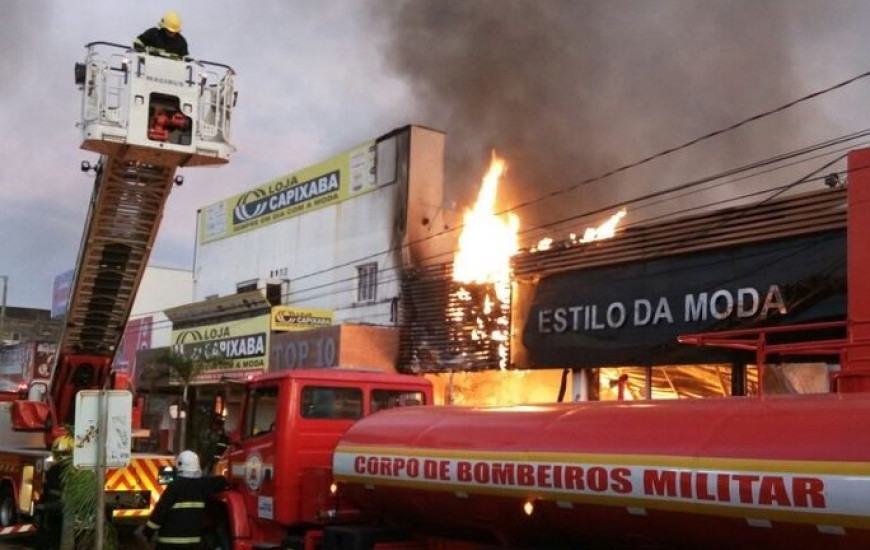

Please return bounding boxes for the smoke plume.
[369,1,809,242]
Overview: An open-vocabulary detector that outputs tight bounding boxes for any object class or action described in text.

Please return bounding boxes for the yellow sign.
[171,316,271,382]
[199,140,377,244]
[271,306,334,332]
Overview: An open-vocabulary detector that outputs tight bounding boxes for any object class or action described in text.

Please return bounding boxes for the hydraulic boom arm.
[13,41,236,435]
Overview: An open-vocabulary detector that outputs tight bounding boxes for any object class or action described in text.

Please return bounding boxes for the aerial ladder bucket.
[13,41,237,432]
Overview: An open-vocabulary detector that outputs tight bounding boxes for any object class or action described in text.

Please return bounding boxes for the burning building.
[400,156,515,373]
[399,155,636,403]
[510,186,846,400]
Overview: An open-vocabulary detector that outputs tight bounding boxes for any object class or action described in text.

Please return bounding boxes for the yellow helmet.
[160,10,182,33]
[52,435,74,456]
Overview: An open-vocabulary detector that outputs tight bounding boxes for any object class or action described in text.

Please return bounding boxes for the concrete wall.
[193,125,447,327]
[128,266,193,348]
[0,307,60,346]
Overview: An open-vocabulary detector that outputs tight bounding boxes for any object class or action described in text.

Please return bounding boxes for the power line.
[276,131,862,304]
[110,167,847,343]
[277,169,846,311]
[111,137,858,341]
[264,69,870,291]
[113,72,870,336]
[517,132,863,242]
[523,133,866,243]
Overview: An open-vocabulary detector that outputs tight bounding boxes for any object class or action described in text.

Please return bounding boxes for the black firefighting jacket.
[143,475,227,546]
[133,27,189,59]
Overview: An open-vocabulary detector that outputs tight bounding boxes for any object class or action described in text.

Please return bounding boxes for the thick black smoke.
[369,1,808,242]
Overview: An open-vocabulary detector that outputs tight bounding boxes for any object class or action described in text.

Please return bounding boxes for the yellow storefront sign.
[171,316,271,382]
[198,140,377,244]
[271,306,334,331]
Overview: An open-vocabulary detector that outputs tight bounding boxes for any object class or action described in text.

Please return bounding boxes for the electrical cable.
[261,71,870,291]
[112,93,870,338]
[523,134,866,243]
[111,152,854,341]
[276,134,861,305]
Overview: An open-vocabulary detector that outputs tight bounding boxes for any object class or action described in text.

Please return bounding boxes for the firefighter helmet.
[51,435,74,456]
[160,10,183,33]
[176,450,202,478]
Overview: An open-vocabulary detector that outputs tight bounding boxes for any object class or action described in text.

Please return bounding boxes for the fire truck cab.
[215,369,432,550]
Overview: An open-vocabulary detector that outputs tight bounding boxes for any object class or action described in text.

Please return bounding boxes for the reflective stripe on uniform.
[156,536,202,544]
[146,520,160,530]
[171,501,205,510]
[135,45,181,60]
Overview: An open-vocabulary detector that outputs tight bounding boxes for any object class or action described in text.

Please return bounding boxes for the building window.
[266,283,282,306]
[236,279,258,294]
[357,263,378,303]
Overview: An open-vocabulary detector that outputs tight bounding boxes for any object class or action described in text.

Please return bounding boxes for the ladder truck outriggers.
[0,41,236,531]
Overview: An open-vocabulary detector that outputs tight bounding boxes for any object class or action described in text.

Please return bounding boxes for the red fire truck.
[205,149,870,550]
[0,41,236,531]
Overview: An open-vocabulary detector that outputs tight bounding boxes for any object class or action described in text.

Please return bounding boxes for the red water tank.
[334,394,870,549]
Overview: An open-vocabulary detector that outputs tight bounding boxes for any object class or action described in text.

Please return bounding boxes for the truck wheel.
[0,486,17,527]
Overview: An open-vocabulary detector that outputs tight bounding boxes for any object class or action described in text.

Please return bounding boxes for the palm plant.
[146,349,228,449]
[60,459,118,550]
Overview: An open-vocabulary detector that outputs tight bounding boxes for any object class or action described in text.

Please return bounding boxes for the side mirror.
[158,466,177,485]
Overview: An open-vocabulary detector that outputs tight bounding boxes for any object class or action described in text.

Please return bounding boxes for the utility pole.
[0,275,8,343]
[95,387,108,550]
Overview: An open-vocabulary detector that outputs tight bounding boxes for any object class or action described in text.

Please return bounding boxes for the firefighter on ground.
[134,10,189,59]
[37,435,73,550]
[138,450,228,549]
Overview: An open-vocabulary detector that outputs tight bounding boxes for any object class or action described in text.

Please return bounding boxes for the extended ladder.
[42,42,235,427]
[60,157,176,355]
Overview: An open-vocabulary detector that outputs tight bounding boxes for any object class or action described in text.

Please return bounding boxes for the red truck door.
[228,382,281,525]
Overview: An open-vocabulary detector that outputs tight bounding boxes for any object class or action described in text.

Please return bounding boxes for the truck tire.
[0,486,17,527]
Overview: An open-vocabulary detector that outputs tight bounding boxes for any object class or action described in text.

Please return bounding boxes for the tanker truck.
[205,154,870,550]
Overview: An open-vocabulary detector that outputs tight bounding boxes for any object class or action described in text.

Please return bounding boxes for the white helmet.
[176,450,202,478]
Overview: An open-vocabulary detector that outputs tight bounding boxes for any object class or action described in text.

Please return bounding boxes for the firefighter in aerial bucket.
[137,450,228,550]
[134,10,189,59]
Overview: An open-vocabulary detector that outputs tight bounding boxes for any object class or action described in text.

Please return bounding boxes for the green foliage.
[152,348,204,385]
[148,348,230,385]
[60,461,118,550]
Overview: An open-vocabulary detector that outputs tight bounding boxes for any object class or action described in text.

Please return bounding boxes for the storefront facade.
[510,187,847,400]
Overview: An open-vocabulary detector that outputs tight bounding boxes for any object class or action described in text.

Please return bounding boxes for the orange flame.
[452,154,519,287]
[451,154,518,369]
[533,208,627,251]
[580,208,627,243]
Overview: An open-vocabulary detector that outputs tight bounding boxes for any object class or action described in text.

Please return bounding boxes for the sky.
[3,1,870,309]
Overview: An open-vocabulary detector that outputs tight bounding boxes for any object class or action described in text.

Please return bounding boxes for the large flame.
[451,154,518,370]
[452,155,519,286]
